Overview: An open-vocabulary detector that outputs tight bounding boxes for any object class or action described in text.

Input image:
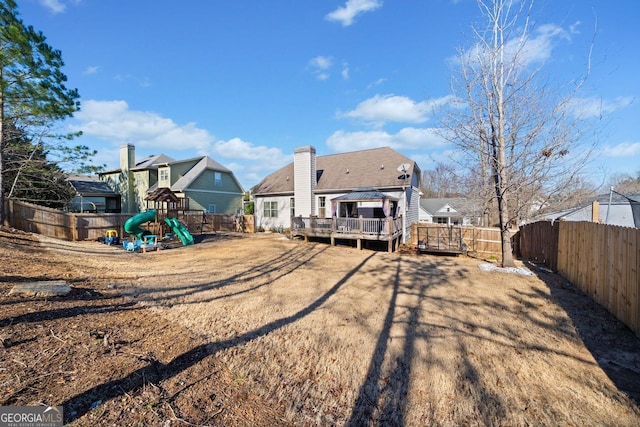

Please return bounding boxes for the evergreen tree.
[0,0,85,222]
[3,120,75,208]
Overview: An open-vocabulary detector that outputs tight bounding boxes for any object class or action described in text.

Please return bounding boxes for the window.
[436,217,448,224]
[318,196,326,217]
[214,172,222,187]
[160,169,169,181]
[290,197,295,218]
[264,201,278,218]
[208,204,216,213]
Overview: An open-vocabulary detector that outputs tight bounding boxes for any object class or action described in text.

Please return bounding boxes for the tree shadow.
[522,260,640,405]
[61,253,376,423]
[348,256,460,426]
[0,244,328,327]
[129,243,329,306]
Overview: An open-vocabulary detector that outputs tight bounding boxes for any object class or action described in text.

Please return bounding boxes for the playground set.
[101,209,194,253]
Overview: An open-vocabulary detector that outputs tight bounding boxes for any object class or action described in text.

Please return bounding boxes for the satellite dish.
[397,163,411,173]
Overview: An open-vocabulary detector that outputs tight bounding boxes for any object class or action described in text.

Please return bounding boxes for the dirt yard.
[1,226,639,426]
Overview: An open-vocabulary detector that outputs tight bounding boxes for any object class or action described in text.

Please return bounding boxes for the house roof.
[420,198,479,217]
[543,193,640,228]
[132,154,175,171]
[66,175,119,196]
[171,156,243,192]
[145,187,180,203]
[163,155,231,172]
[100,153,176,175]
[332,188,399,202]
[252,147,418,195]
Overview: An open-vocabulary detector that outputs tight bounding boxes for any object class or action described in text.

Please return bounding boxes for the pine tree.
[0,0,81,223]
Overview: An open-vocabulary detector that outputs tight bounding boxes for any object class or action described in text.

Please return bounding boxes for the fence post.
[71,214,78,241]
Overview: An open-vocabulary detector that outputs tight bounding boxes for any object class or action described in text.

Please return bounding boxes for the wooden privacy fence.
[5,199,254,241]
[411,223,510,259]
[519,220,639,337]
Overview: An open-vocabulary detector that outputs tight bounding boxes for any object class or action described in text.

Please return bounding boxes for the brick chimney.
[293,146,316,217]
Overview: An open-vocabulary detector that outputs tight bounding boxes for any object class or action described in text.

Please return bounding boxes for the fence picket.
[519,220,640,337]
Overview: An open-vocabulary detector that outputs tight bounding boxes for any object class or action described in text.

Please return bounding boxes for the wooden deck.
[291,216,403,252]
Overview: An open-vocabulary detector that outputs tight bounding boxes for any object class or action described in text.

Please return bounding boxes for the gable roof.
[171,156,243,192]
[66,174,119,196]
[132,154,175,171]
[100,153,175,175]
[420,198,479,217]
[253,147,418,195]
[145,187,180,203]
[543,193,640,227]
[333,187,399,202]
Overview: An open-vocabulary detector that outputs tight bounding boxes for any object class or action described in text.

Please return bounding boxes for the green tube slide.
[124,209,156,237]
[164,217,194,246]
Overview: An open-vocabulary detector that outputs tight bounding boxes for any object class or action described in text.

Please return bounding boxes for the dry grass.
[120,235,640,426]
[2,230,639,426]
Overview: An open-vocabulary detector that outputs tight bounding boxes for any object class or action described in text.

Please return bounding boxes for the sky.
[16,0,640,191]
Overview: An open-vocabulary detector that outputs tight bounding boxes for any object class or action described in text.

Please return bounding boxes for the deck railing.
[292,216,402,237]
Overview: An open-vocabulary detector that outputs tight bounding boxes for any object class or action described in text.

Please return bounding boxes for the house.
[419,198,482,226]
[99,144,244,215]
[543,193,640,228]
[66,174,121,213]
[252,145,421,245]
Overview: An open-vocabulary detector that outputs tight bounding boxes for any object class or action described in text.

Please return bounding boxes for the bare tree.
[608,172,640,195]
[438,0,594,266]
[421,162,469,198]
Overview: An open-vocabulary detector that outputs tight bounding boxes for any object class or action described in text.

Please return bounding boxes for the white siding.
[294,146,316,217]
[255,196,293,230]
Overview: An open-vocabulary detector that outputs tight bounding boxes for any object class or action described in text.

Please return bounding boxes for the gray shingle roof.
[132,154,175,170]
[333,188,399,201]
[67,175,118,196]
[171,156,242,192]
[420,198,483,220]
[252,147,417,195]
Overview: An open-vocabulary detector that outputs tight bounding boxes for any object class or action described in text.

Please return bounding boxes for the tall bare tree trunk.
[0,76,5,226]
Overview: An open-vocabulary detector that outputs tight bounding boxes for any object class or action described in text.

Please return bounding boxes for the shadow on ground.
[524,260,640,405]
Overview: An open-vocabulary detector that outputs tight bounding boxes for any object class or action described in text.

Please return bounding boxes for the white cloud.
[309,56,334,80]
[339,94,455,126]
[341,62,350,80]
[70,99,291,188]
[455,23,570,68]
[367,78,387,89]
[309,56,333,70]
[83,66,99,75]
[567,96,634,120]
[71,100,210,150]
[518,24,570,65]
[602,141,640,158]
[211,138,290,165]
[326,0,383,27]
[40,0,66,14]
[39,0,81,14]
[114,74,152,88]
[326,127,446,152]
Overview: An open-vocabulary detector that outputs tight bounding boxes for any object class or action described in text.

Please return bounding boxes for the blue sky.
[18,0,640,191]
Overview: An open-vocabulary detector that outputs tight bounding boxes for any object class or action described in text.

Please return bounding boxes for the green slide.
[124,209,156,237]
[164,217,194,246]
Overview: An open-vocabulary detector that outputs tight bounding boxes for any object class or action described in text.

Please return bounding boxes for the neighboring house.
[99,144,244,214]
[252,145,421,242]
[66,174,121,213]
[419,198,482,226]
[543,193,640,228]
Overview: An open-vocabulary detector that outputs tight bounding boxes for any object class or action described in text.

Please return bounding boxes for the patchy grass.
[1,229,639,426]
